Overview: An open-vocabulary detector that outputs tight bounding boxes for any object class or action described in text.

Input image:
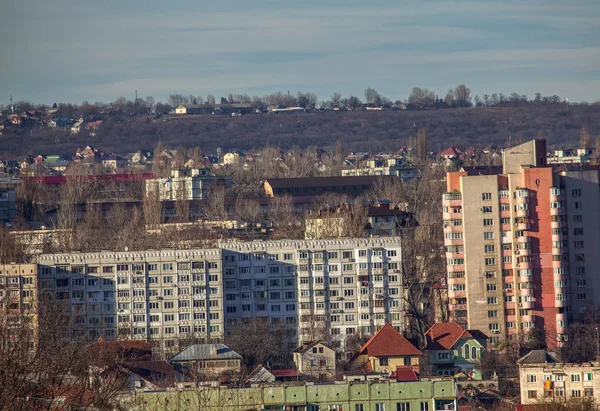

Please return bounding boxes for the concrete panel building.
[36,237,404,356]
[443,139,600,348]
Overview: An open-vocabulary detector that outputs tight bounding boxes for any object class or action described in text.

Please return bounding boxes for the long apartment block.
[34,237,404,354]
[443,139,600,347]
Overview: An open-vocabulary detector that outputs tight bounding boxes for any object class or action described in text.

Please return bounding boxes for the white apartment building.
[145,169,229,201]
[36,237,404,355]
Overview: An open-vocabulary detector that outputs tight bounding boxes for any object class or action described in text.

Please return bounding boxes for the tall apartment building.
[443,139,600,348]
[145,169,230,201]
[0,263,38,339]
[36,237,404,355]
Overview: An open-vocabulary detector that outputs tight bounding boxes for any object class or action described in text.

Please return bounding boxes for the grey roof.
[518,350,559,365]
[168,343,241,363]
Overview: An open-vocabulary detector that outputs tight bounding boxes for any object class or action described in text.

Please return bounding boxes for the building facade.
[0,178,17,222]
[35,237,404,356]
[518,350,599,405]
[136,379,457,411]
[0,263,38,339]
[145,168,227,201]
[443,139,600,348]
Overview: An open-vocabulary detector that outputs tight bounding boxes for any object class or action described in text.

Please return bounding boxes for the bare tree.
[454,84,472,108]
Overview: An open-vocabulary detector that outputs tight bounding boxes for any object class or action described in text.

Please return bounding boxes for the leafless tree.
[0,295,128,410]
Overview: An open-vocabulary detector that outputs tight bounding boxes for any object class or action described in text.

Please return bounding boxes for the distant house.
[293,341,336,380]
[223,150,245,166]
[350,323,422,373]
[248,365,299,383]
[424,322,488,379]
[85,119,103,130]
[102,155,127,169]
[168,344,242,379]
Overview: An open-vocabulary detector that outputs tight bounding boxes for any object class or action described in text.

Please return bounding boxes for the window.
[420,402,429,411]
[379,357,389,366]
[471,347,478,360]
[355,405,365,411]
[572,390,582,397]
[483,218,493,226]
[482,192,492,201]
[585,388,594,397]
[488,310,498,318]
[485,258,496,266]
[375,404,385,411]
[482,206,493,213]
[527,391,537,399]
[571,374,581,382]
[573,201,582,210]
[574,214,583,223]
[484,245,495,253]
[484,232,494,240]
[486,284,497,292]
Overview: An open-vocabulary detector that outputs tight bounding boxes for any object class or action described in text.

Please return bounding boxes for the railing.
[443,192,462,201]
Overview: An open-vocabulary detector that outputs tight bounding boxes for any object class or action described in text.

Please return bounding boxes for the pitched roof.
[357,323,422,358]
[424,322,474,351]
[293,341,330,354]
[394,367,420,382]
[517,350,559,365]
[168,343,241,363]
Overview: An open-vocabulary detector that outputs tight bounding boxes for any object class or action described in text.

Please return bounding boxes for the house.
[350,323,422,373]
[100,361,189,391]
[102,155,127,169]
[516,349,600,405]
[248,365,299,383]
[423,322,488,379]
[293,341,336,380]
[168,344,242,379]
[223,150,245,165]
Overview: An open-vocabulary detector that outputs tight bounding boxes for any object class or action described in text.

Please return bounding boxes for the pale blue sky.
[1,0,599,104]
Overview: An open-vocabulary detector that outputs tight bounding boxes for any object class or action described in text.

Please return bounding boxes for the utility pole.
[135,90,138,105]
[10,95,13,113]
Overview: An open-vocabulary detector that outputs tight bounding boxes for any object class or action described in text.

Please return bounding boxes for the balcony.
[443,192,462,203]
[519,287,533,296]
[552,260,565,269]
[520,301,535,309]
[447,277,466,286]
[450,304,467,311]
[516,209,529,218]
[517,235,530,244]
[516,221,531,231]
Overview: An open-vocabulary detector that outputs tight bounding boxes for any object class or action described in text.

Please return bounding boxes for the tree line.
[4,84,590,121]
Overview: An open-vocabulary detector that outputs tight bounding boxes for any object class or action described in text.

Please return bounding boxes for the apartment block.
[518,350,600,404]
[443,139,600,348]
[145,168,229,201]
[0,178,17,222]
[35,237,404,355]
[137,379,456,411]
[0,263,38,338]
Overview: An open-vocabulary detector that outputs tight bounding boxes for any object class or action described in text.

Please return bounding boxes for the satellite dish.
[124,246,129,252]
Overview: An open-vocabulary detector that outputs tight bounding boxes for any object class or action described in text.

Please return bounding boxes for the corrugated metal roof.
[169,344,241,362]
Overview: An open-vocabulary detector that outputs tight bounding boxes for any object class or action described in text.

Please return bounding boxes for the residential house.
[293,341,336,380]
[223,150,245,165]
[70,118,84,134]
[248,365,298,383]
[547,147,594,165]
[517,349,600,405]
[423,322,488,379]
[350,323,422,373]
[102,155,127,170]
[168,344,242,379]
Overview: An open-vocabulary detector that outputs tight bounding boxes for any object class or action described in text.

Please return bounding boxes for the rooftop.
[356,323,422,358]
[169,343,242,362]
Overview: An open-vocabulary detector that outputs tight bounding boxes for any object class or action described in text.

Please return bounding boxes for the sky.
[1,0,599,105]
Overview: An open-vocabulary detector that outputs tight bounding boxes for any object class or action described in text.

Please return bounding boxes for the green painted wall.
[133,380,456,411]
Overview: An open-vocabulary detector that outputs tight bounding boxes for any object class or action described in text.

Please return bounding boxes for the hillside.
[1,104,599,157]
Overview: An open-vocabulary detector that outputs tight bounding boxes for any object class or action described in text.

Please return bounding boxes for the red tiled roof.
[424,322,471,350]
[358,323,422,357]
[271,368,298,378]
[394,366,419,382]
